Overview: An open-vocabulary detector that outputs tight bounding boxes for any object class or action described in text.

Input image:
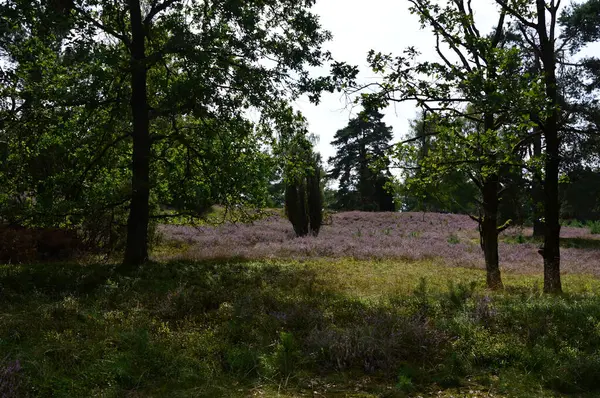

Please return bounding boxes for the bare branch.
[72,5,131,46]
[494,0,538,29]
[144,0,181,25]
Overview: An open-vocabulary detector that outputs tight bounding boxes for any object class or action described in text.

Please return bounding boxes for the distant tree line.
[325,0,600,292]
[2,0,600,296]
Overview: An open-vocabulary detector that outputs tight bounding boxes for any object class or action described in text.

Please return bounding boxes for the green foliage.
[561,0,600,49]
[447,233,460,245]
[589,221,600,235]
[2,259,600,396]
[259,331,301,380]
[561,168,600,222]
[396,114,479,214]
[328,108,395,211]
[563,219,584,228]
[0,0,332,261]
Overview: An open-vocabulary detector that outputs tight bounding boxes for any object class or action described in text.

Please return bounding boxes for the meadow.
[158,211,600,276]
[3,212,600,397]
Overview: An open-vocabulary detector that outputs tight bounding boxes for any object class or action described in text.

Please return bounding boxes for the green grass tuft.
[2,259,600,396]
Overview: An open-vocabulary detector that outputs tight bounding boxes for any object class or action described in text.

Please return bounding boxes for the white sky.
[298,0,599,163]
[296,0,501,162]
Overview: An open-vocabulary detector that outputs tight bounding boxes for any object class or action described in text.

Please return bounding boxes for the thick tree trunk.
[481,177,503,290]
[123,0,151,268]
[538,0,562,293]
[532,130,545,238]
[542,121,561,293]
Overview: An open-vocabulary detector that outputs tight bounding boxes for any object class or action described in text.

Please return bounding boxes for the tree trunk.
[542,119,561,293]
[481,177,503,290]
[123,0,151,268]
[307,160,323,236]
[538,0,562,293]
[532,129,545,238]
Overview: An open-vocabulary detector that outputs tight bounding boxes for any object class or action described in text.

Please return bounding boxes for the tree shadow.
[0,261,117,299]
[502,234,600,250]
[559,237,600,250]
[3,258,600,397]
[0,258,449,395]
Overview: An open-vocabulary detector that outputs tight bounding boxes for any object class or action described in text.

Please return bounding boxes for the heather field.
[4,212,600,397]
[158,211,600,276]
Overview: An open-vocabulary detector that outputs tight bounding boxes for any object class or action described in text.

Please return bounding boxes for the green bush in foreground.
[589,220,600,235]
[1,260,600,396]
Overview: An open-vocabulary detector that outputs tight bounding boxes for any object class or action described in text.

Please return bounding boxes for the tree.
[1,0,332,269]
[275,109,324,237]
[284,152,323,237]
[503,3,600,238]
[328,108,395,212]
[349,0,547,289]
[397,113,478,214]
[561,0,600,48]
[495,0,575,293]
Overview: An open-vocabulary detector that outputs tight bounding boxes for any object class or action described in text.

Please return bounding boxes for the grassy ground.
[157,211,600,276]
[3,212,600,396]
[2,256,600,397]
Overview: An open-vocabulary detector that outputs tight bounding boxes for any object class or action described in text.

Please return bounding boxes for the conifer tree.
[328,108,395,211]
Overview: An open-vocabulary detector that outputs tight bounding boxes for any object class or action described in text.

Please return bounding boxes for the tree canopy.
[328,108,395,212]
[0,0,333,266]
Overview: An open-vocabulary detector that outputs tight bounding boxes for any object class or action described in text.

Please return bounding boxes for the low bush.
[2,259,600,396]
[588,220,600,235]
[0,226,83,263]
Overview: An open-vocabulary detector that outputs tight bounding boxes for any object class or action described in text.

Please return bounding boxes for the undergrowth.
[1,259,600,397]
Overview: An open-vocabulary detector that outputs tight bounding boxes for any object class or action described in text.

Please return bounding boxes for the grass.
[158,211,600,277]
[502,234,600,250]
[2,257,600,397]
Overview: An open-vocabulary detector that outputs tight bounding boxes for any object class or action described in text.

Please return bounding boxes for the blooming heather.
[157,212,600,276]
[0,359,21,397]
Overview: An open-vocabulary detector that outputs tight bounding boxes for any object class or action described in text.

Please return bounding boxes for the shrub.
[78,207,129,253]
[588,221,600,235]
[447,233,460,244]
[0,359,22,398]
[78,204,159,255]
[285,155,323,237]
[0,226,83,263]
[225,346,259,377]
[0,227,37,263]
[260,331,301,380]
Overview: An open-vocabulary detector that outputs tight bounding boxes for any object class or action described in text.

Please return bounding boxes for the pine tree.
[328,108,395,211]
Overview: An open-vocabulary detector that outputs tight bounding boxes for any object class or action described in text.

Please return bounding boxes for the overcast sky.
[297,0,598,163]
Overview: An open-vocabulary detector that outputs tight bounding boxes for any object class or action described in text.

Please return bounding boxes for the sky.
[297,0,599,163]
[296,0,501,162]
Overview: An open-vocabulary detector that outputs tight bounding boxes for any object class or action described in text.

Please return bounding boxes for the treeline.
[0,0,333,264]
[2,1,600,295]
[329,0,600,292]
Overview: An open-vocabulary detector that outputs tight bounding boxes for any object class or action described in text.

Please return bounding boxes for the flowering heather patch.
[0,359,21,398]
[157,211,600,275]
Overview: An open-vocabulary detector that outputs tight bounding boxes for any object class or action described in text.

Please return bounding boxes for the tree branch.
[72,5,131,46]
[144,0,181,24]
[494,0,538,29]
